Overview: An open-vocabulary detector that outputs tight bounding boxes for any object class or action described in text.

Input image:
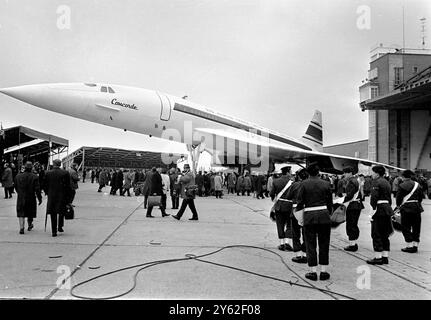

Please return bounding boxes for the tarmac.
[0,181,430,300]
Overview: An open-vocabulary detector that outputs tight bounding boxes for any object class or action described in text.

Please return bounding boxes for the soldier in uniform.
[270,166,293,251]
[396,170,424,253]
[367,165,393,265]
[342,167,365,252]
[286,169,309,263]
[296,164,333,281]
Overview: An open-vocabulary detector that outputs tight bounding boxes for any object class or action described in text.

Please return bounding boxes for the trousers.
[303,223,331,267]
[176,199,198,219]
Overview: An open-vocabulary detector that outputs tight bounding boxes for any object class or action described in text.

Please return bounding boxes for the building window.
[371,87,379,98]
[108,87,115,93]
[394,67,404,86]
[101,86,107,93]
[413,66,418,74]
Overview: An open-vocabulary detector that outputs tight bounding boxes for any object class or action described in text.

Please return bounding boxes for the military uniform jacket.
[285,180,302,217]
[270,175,292,212]
[296,176,333,225]
[370,177,392,217]
[396,179,423,214]
[344,176,364,210]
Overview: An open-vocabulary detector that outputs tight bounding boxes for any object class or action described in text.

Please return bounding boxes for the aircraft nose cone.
[0,84,47,105]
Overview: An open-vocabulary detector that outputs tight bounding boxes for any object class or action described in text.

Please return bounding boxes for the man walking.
[146,167,169,218]
[172,164,198,221]
[44,159,71,237]
[15,161,42,234]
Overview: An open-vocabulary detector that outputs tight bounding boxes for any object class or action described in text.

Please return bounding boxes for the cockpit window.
[108,87,115,93]
[101,86,107,93]
[84,83,97,87]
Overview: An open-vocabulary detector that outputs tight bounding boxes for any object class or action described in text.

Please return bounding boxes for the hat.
[183,164,190,169]
[53,159,62,167]
[280,165,291,174]
[342,166,354,174]
[372,165,385,176]
[402,170,415,179]
[24,161,33,169]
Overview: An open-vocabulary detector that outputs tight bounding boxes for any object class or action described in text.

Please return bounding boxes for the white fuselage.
[0,83,312,162]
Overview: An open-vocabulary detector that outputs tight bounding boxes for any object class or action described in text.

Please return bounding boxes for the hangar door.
[157,92,172,121]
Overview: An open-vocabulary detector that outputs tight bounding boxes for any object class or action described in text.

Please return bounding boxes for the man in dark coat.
[367,165,393,265]
[270,166,293,252]
[396,170,424,253]
[342,167,365,252]
[146,167,169,218]
[110,170,118,195]
[44,159,72,237]
[115,169,124,196]
[15,161,42,234]
[296,164,333,281]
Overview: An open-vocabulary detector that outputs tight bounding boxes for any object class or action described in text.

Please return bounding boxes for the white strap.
[377,200,389,204]
[401,182,419,206]
[273,180,293,204]
[304,205,327,212]
[344,178,360,207]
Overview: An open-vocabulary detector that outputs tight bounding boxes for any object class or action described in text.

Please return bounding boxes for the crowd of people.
[1,160,426,282]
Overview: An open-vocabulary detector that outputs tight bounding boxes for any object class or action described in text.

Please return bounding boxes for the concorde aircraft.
[0,83,403,173]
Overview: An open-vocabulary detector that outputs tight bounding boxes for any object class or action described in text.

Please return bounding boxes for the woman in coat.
[1,163,14,199]
[236,175,244,196]
[243,173,252,196]
[227,173,237,194]
[122,170,134,197]
[98,169,109,192]
[15,162,42,234]
[214,172,223,199]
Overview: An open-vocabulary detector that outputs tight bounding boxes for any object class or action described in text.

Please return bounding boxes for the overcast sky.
[0,0,430,157]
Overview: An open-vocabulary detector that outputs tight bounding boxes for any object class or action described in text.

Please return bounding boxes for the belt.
[293,204,297,208]
[404,200,418,203]
[304,205,327,212]
[377,200,389,204]
[278,199,293,202]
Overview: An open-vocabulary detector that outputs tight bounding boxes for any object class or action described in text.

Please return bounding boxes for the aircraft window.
[108,87,115,93]
[84,83,97,87]
[101,86,107,93]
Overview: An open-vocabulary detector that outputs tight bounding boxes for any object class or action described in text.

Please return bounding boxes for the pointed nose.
[0,84,47,104]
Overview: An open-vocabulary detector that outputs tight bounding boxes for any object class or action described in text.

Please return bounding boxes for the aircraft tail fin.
[301,110,323,152]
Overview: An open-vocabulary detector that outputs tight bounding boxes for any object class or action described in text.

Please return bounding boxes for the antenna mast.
[420,17,426,49]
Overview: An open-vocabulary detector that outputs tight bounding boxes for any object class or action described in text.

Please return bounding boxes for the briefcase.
[64,204,74,220]
[148,195,162,207]
[391,208,402,232]
[330,204,346,228]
